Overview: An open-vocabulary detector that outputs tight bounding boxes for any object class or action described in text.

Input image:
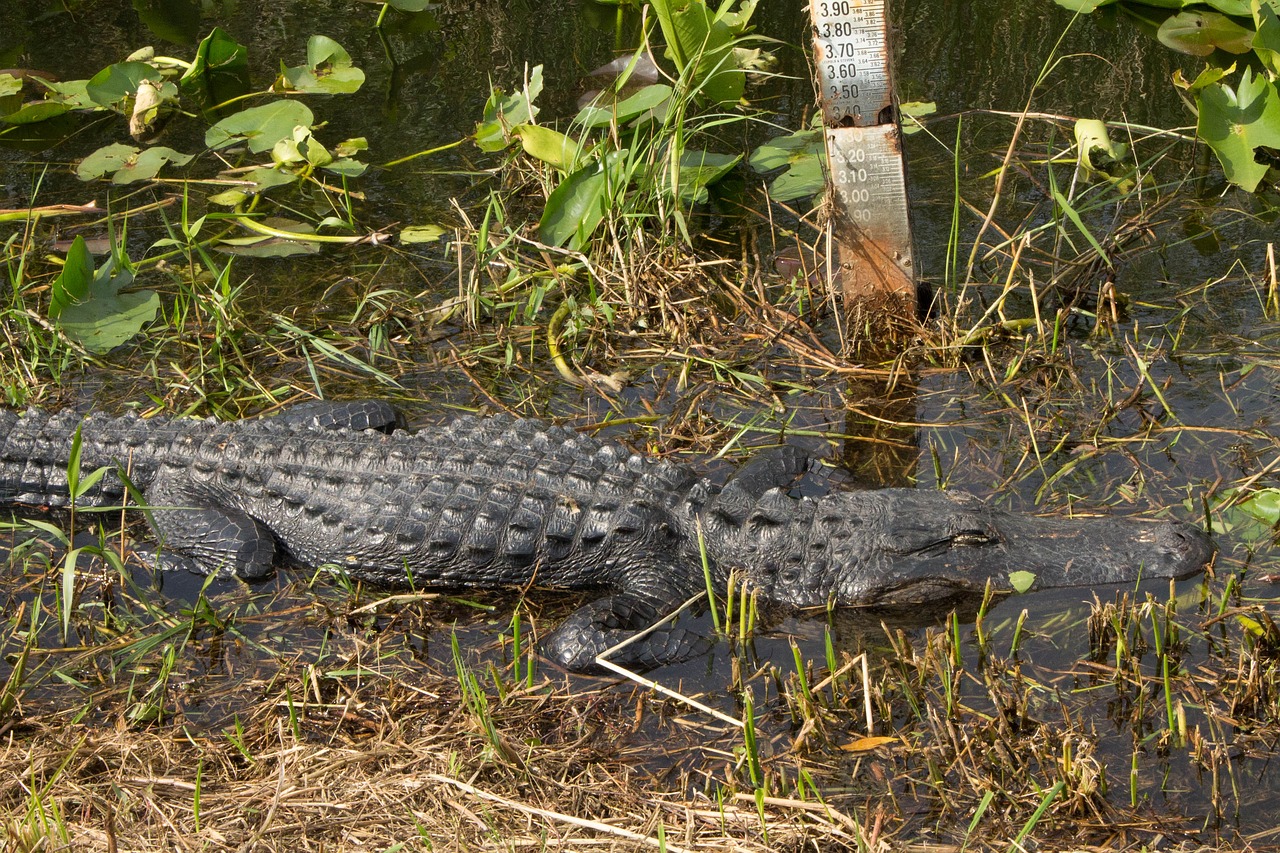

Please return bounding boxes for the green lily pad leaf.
[538,149,626,250]
[208,189,249,206]
[384,0,436,9]
[1172,63,1234,95]
[322,158,367,176]
[1,100,70,125]
[749,127,827,202]
[1073,118,1134,189]
[512,123,583,172]
[273,125,332,167]
[1158,10,1256,55]
[768,154,826,202]
[1204,0,1252,15]
[1197,66,1280,191]
[1053,0,1116,10]
[0,73,21,98]
[58,288,161,352]
[334,137,368,158]
[51,239,159,352]
[180,27,251,110]
[475,65,543,152]
[85,61,163,111]
[400,224,446,243]
[281,36,365,94]
[76,143,194,183]
[575,84,673,128]
[749,127,823,172]
[1007,570,1037,594]
[673,148,740,204]
[206,100,315,153]
[1254,0,1280,75]
[235,166,300,193]
[45,79,94,109]
[1238,487,1280,524]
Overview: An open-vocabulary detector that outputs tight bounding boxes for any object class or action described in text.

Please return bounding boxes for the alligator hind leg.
[142,474,277,579]
[542,593,708,672]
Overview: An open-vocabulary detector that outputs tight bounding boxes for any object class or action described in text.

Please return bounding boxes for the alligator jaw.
[840,509,1213,607]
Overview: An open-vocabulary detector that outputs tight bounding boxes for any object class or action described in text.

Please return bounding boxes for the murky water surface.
[2,0,1279,845]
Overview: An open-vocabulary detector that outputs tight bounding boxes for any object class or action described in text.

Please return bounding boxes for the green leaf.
[206,100,315,153]
[384,0,436,9]
[1238,487,1280,524]
[51,244,159,353]
[1007,571,1037,594]
[180,27,251,109]
[512,124,584,172]
[49,236,94,318]
[749,127,827,202]
[76,143,194,183]
[475,65,543,152]
[281,36,365,94]
[85,61,163,111]
[1205,0,1253,15]
[1073,118,1134,189]
[538,150,627,250]
[575,84,674,128]
[1197,67,1280,191]
[1053,0,1116,10]
[1157,10,1256,55]
[1,100,70,125]
[1254,0,1280,74]
[664,0,746,107]
[400,224,446,243]
[671,148,740,204]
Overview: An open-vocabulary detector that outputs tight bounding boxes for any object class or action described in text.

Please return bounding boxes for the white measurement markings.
[810,0,893,127]
[827,124,913,276]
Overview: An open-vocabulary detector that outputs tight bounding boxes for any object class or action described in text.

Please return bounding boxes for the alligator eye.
[952,530,994,547]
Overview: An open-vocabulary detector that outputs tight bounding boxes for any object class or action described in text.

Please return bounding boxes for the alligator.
[0,403,1212,671]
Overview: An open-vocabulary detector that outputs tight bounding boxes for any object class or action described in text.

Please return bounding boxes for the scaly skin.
[0,406,1213,671]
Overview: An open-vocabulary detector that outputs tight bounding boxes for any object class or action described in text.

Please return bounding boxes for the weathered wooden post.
[809,0,916,348]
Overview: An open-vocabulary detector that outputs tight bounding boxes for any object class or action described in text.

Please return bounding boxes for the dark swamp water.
[2,0,1280,847]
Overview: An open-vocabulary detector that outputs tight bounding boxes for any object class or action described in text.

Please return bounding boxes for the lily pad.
[1,100,70,125]
[281,36,365,95]
[180,27,251,110]
[1157,10,1256,55]
[206,100,315,153]
[1238,487,1280,524]
[673,148,740,204]
[50,236,159,353]
[76,143,194,183]
[85,61,163,111]
[1197,67,1280,191]
[400,224,446,243]
[1007,570,1037,594]
[749,127,827,202]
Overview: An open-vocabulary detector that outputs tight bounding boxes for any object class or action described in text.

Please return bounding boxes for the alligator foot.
[542,593,710,672]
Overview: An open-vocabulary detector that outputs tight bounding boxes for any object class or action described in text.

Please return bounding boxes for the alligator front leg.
[542,592,707,672]
[143,470,277,579]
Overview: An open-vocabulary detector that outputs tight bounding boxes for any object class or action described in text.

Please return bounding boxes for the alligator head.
[756,488,1213,608]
